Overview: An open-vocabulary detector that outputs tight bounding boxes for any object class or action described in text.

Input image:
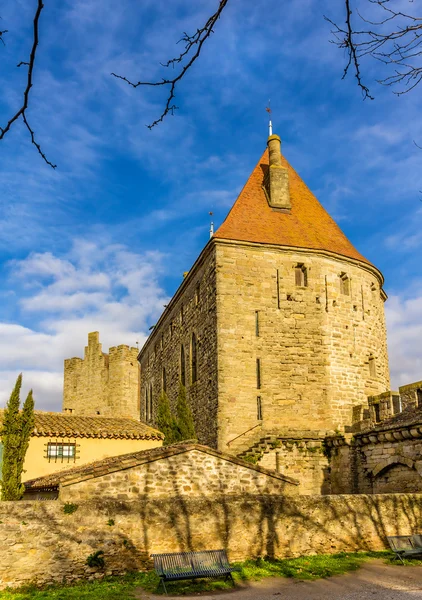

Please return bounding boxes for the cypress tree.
[156,391,180,446]
[1,375,35,501]
[176,382,196,441]
[16,389,35,483]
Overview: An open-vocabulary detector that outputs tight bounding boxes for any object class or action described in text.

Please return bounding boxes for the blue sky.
[0,0,421,410]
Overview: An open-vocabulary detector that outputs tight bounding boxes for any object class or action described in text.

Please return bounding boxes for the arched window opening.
[162,367,167,393]
[145,387,149,421]
[417,388,422,409]
[149,384,153,421]
[191,333,198,384]
[180,345,186,386]
[340,273,350,295]
[373,403,380,423]
[295,264,308,287]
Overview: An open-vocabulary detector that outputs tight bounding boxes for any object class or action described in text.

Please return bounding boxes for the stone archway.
[371,456,422,494]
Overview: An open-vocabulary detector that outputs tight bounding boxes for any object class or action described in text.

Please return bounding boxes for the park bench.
[387,535,422,564]
[151,549,237,594]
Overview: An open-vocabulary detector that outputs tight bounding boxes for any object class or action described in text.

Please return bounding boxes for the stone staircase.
[236,430,328,463]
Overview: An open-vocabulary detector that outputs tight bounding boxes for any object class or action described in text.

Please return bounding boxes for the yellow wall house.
[0,411,163,483]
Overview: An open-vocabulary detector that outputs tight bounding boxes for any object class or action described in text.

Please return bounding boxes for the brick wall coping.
[24,442,299,490]
[0,410,164,440]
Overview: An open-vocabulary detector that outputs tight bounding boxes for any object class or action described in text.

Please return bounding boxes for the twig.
[325,0,422,96]
[0,1,56,168]
[111,0,229,129]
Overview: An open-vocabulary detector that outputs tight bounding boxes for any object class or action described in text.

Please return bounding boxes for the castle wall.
[2,493,422,589]
[63,332,140,419]
[215,241,389,452]
[254,435,330,495]
[327,427,422,494]
[139,245,219,447]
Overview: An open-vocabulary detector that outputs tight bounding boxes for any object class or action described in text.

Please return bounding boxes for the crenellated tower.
[63,332,140,419]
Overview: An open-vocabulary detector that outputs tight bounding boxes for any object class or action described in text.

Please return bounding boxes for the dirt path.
[141,562,422,600]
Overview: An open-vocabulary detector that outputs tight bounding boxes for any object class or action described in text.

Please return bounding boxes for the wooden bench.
[387,535,422,564]
[151,549,237,594]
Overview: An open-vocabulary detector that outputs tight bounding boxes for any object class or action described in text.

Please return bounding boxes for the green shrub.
[63,502,78,514]
[86,550,105,569]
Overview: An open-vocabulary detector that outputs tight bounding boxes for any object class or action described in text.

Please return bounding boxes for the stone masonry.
[1,493,422,589]
[63,332,140,419]
[139,246,218,447]
[139,240,389,456]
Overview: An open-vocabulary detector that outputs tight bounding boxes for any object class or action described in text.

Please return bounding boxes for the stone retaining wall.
[1,493,421,590]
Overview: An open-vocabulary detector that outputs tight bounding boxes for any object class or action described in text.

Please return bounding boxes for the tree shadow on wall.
[4,459,422,589]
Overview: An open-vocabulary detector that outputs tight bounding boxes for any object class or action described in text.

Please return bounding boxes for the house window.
[149,384,153,420]
[191,333,198,383]
[417,389,422,409]
[255,311,259,337]
[373,403,381,423]
[257,396,263,420]
[145,388,149,420]
[295,264,307,287]
[180,345,186,386]
[256,358,261,389]
[195,284,200,305]
[162,367,167,393]
[392,395,402,415]
[340,273,350,295]
[369,356,376,378]
[47,443,76,462]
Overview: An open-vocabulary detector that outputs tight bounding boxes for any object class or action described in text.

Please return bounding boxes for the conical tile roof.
[214,148,371,266]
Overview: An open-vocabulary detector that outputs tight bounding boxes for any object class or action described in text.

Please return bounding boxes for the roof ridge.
[25,442,299,489]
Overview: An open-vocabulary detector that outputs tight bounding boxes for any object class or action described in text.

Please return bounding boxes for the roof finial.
[209,211,214,238]
[266,101,272,137]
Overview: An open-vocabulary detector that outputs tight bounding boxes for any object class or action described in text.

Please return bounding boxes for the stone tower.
[138,133,390,490]
[63,332,140,419]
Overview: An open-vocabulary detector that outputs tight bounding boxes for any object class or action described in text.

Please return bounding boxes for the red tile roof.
[214,148,372,266]
[0,410,163,440]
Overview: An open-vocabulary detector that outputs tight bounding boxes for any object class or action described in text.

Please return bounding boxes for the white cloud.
[386,294,422,388]
[0,238,168,411]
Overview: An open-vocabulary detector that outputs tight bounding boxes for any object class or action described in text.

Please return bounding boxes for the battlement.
[63,332,140,419]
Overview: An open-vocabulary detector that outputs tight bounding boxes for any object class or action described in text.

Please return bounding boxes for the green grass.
[1,551,421,599]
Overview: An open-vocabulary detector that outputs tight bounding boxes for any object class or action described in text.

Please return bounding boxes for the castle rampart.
[63,332,140,419]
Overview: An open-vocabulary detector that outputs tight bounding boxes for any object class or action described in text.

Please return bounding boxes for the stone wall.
[1,493,421,590]
[236,432,330,495]
[63,332,140,419]
[59,448,297,502]
[139,245,219,447]
[215,240,389,452]
[399,380,422,412]
[327,425,422,494]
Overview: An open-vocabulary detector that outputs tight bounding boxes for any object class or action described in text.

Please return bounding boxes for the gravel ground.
[146,561,422,600]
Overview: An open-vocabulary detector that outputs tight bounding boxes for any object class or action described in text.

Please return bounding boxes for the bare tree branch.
[111,0,229,129]
[0,1,56,168]
[326,0,422,98]
[0,30,8,46]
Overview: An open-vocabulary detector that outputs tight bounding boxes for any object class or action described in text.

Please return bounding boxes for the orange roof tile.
[0,410,163,440]
[214,148,371,266]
